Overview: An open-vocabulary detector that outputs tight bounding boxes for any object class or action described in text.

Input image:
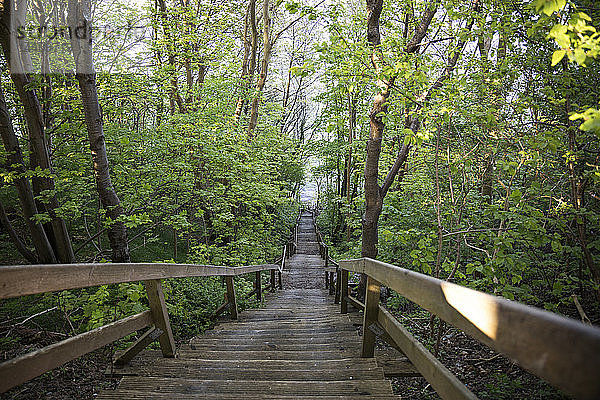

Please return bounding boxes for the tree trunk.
[69,0,130,263]
[360,0,441,294]
[0,201,38,263]
[563,69,600,299]
[0,83,56,263]
[247,0,271,136]
[0,1,75,263]
[156,0,186,114]
[234,1,255,120]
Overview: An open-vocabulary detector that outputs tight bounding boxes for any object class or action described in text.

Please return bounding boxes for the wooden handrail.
[0,311,153,393]
[0,262,279,393]
[312,217,341,300]
[339,257,600,400]
[0,213,302,394]
[0,262,279,300]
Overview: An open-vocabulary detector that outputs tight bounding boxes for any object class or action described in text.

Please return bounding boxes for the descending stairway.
[98,211,397,399]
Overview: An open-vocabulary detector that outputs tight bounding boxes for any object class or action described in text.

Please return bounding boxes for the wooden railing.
[311,211,341,302]
[336,257,600,400]
[0,245,291,393]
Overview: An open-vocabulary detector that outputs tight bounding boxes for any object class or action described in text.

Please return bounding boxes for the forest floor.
[383,310,569,399]
[0,326,119,400]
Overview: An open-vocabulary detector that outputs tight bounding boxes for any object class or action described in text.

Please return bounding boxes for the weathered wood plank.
[0,263,279,299]
[341,257,600,400]
[225,276,238,319]
[345,295,365,310]
[177,349,361,360]
[115,353,379,370]
[190,336,361,346]
[117,377,394,396]
[361,276,381,358]
[203,326,357,335]
[97,391,399,400]
[114,327,163,367]
[108,364,385,380]
[144,280,175,357]
[377,306,476,400]
[341,269,349,314]
[334,269,341,304]
[0,311,152,393]
[255,270,262,301]
[187,342,360,352]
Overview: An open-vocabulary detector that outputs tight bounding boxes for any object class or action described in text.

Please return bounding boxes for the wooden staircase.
[98,212,398,399]
[3,211,599,398]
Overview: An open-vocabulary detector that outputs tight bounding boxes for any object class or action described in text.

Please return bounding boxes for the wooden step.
[98,390,399,399]
[119,355,380,370]
[189,337,360,346]
[110,363,385,380]
[211,321,352,330]
[203,327,357,336]
[177,349,362,360]
[186,342,360,352]
[115,377,395,396]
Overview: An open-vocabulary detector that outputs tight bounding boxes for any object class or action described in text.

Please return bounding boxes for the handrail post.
[278,270,282,289]
[361,275,381,357]
[340,269,348,314]
[270,269,276,292]
[334,267,341,304]
[255,270,262,301]
[144,279,176,357]
[225,276,238,319]
[329,271,335,295]
[325,270,330,289]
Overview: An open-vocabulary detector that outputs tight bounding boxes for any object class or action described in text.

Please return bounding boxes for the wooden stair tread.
[110,365,386,380]
[187,343,361,351]
[97,390,399,400]
[116,377,394,395]
[189,337,360,345]
[115,356,381,370]
[177,349,362,360]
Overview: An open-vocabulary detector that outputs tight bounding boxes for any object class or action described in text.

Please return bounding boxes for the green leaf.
[551,49,566,66]
[551,240,562,253]
[573,47,586,65]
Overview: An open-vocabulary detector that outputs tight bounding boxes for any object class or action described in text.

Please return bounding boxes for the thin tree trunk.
[360,0,449,294]
[234,1,254,120]
[563,62,600,299]
[346,90,355,241]
[69,0,130,263]
[0,83,56,263]
[0,2,75,263]
[156,0,186,114]
[247,0,271,136]
[0,201,38,263]
[362,0,387,261]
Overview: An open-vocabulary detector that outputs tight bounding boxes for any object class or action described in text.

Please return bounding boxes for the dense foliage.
[312,0,600,320]
[0,0,304,341]
[0,0,599,397]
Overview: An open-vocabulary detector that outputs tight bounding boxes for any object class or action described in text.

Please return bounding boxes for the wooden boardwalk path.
[98,211,398,399]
